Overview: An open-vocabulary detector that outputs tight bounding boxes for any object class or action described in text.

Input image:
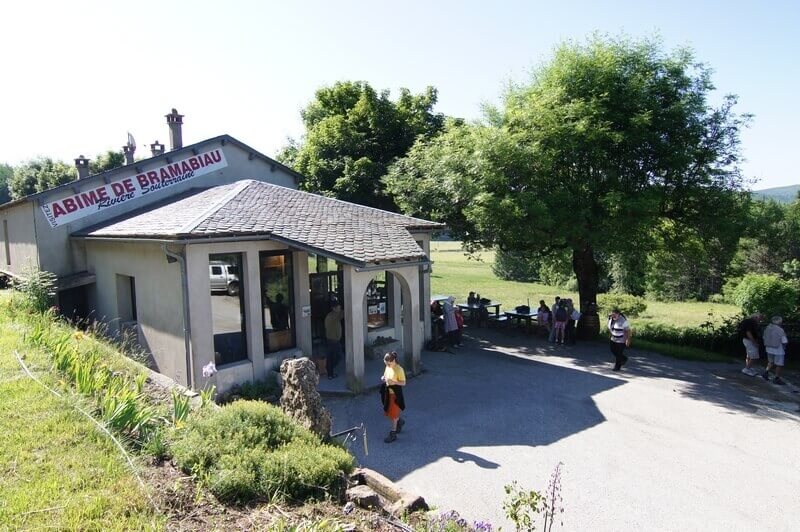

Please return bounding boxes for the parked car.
[209,261,240,295]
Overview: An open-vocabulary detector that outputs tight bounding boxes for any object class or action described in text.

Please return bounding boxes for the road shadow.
[470,325,800,420]
[326,338,625,480]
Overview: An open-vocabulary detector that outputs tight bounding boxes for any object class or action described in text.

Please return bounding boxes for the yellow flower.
[73,331,84,341]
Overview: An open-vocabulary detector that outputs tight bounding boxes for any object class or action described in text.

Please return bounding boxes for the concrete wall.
[411,232,433,341]
[28,140,298,276]
[0,202,40,276]
[185,241,310,393]
[84,240,187,384]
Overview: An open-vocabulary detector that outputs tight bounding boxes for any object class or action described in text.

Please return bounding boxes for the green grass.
[430,242,740,329]
[0,297,162,530]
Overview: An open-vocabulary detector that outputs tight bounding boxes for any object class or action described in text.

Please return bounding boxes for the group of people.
[740,313,790,385]
[535,296,581,345]
[430,297,464,350]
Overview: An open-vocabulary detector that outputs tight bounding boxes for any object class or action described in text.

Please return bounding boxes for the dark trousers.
[326,340,343,377]
[610,341,627,368]
[566,320,576,344]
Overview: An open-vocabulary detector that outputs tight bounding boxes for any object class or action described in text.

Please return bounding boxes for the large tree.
[9,157,75,199]
[89,149,125,175]
[387,35,749,325]
[0,163,12,204]
[278,81,444,210]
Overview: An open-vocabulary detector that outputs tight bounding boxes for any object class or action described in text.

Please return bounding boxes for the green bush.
[731,274,799,317]
[708,293,726,304]
[596,293,647,317]
[492,249,539,282]
[171,401,354,504]
[634,316,742,356]
[14,267,57,313]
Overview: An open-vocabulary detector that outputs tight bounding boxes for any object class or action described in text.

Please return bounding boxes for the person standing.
[608,307,631,371]
[762,316,789,385]
[324,302,344,380]
[442,297,459,348]
[454,306,465,347]
[553,300,569,344]
[537,300,551,338]
[548,296,561,342]
[739,313,763,376]
[380,351,406,443]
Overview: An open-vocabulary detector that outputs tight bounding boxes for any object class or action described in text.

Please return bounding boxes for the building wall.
[84,240,188,384]
[28,140,298,276]
[0,202,40,276]
[185,240,311,392]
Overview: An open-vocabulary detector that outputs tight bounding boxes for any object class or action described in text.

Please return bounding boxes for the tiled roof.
[76,180,443,265]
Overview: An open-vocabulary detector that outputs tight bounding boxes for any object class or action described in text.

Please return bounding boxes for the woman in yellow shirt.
[381,351,406,443]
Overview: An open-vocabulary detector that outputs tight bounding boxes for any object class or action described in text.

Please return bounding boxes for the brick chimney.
[166,108,184,151]
[74,155,90,180]
[150,141,165,157]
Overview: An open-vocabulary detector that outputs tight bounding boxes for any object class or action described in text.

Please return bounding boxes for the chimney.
[122,144,135,165]
[150,140,165,157]
[74,155,90,180]
[166,108,184,151]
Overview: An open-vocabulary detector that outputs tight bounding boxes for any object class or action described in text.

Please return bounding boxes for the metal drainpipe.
[162,244,193,389]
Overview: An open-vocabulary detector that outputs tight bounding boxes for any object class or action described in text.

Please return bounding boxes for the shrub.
[492,249,539,282]
[14,267,57,313]
[731,274,799,317]
[634,315,742,356]
[596,293,647,317]
[708,293,726,304]
[171,401,354,504]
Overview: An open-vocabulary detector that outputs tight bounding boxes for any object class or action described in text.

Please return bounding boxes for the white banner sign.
[41,148,228,228]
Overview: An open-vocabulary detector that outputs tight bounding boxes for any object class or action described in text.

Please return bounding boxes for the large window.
[210,253,247,366]
[367,272,390,329]
[260,251,295,353]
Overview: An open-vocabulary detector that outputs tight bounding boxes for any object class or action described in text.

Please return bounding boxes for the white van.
[209,261,240,295]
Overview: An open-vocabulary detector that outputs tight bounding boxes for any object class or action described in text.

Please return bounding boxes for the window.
[3,220,9,266]
[116,274,137,322]
[367,272,390,329]
[209,253,247,365]
[260,251,295,353]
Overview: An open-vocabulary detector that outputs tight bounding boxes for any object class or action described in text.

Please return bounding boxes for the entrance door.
[309,271,344,347]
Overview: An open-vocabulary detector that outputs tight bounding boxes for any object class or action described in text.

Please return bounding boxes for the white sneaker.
[741,368,757,376]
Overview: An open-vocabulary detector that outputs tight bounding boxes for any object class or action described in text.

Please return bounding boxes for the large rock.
[346,484,380,509]
[280,357,332,439]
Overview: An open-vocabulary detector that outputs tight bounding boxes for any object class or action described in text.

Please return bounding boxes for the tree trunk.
[573,244,600,338]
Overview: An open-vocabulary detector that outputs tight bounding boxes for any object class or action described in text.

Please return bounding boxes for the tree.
[278,81,444,210]
[9,157,75,199]
[0,163,13,204]
[387,35,749,329]
[89,150,125,175]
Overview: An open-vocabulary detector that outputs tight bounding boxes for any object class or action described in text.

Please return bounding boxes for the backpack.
[555,305,568,322]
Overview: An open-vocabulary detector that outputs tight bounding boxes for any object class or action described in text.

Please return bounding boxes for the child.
[553,301,568,344]
[380,351,406,443]
[537,300,551,337]
[454,306,465,347]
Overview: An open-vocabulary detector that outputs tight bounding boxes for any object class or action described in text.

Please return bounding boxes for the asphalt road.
[325,328,800,531]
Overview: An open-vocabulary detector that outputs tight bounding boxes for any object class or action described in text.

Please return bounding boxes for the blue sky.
[1,0,797,189]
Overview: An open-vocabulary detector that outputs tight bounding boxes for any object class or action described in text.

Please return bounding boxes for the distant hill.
[752,184,799,203]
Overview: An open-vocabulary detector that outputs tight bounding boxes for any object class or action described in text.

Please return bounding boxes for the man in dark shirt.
[739,313,763,376]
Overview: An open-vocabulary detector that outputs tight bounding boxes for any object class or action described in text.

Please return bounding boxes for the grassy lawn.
[430,241,740,329]
[0,302,162,530]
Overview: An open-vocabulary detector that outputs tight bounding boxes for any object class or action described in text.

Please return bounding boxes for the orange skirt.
[384,393,401,420]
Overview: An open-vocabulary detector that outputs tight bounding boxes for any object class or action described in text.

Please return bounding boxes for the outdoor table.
[457,302,502,325]
[504,310,538,333]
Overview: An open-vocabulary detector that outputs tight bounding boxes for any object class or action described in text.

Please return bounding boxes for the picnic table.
[457,302,502,325]
[504,309,538,333]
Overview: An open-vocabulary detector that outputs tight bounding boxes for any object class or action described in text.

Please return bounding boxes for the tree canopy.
[387,35,750,318]
[278,81,445,210]
[9,157,75,200]
[0,163,12,204]
[89,150,125,175]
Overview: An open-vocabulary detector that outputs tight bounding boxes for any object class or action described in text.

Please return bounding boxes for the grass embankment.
[430,241,740,362]
[0,297,162,530]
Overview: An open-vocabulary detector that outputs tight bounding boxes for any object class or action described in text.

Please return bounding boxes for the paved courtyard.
[325,328,800,531]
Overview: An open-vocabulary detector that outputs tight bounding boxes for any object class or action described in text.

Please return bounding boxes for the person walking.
[608,307,631,371]
[380,351,406,443]
[762,316,789,385]
[739,313,763,376]
[323,301,344,380]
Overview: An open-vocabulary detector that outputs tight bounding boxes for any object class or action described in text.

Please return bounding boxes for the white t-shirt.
[764,324,788,356]
[608,316,630,344]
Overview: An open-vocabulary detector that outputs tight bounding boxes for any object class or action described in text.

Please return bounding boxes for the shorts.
[743,339,760,359]
[554,321,566,331]
[767,353,785,367]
